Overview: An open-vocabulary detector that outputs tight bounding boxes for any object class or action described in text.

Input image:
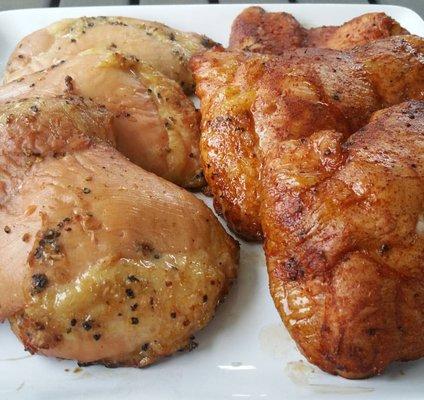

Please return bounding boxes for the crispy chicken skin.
[4,16,218,93]
[0,97,238,367]
[261,101,424,378]
[0,50,203,189]
[190,35,424,240]
[229,7,407,55]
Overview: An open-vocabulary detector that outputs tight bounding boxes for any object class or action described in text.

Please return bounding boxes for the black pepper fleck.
[82,321,93,331]
[379,243,390,254]
[31,274,48,293]
[126,288,135,298]
[131,317,139,325]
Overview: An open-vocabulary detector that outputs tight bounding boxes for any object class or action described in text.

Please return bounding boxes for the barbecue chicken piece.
[261,101,424,378]
[229,7,407,55]
[0,96,238,367]
[190,35,424,240]
[0,50,203,189]
[4,16,218,93]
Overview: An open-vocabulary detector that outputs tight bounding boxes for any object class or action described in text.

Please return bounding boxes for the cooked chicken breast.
[229,7,407,54]
[190,35,424,240]
[0,96,238,366]
[261,101,424,378]
[4,16,217,93]
[0,50,203,189]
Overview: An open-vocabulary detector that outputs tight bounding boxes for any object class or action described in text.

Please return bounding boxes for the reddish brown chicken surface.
[261,101,424,378]
[0,96,238,367]
[229,6,407,55]
[190,35,424,240]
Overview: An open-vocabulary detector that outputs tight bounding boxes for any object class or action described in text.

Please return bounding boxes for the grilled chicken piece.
[0,50,203,189]
[4,16,217,93]
[190,35,424,240]
[261,101,424,378]
[0,97,238,366]
[229,7,407,55]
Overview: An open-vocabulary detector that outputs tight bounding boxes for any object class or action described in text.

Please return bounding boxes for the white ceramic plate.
[1,3,424,400]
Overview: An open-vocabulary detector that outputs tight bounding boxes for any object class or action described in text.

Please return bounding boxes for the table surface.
[1,0,423,17]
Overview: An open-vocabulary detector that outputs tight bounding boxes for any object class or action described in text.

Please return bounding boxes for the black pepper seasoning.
[31,274,48,293]
[131,317,139,325]
[379,243,390,255]
[127,275,139,282]
[82,321,93,331]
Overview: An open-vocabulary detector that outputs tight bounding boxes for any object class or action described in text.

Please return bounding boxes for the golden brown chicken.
[4,16,218,93]
[190,35,424,240]
[0,96,238,367]
[0,50,203,189]
[261,101,424,378]
[229,7,407,54]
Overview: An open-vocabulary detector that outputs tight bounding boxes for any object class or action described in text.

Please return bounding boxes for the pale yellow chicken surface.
[4,16,218,93]
[0,50,203,189]
[0,97,238,366]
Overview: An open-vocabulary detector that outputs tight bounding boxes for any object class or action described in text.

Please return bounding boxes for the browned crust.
[229,7,409,55]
